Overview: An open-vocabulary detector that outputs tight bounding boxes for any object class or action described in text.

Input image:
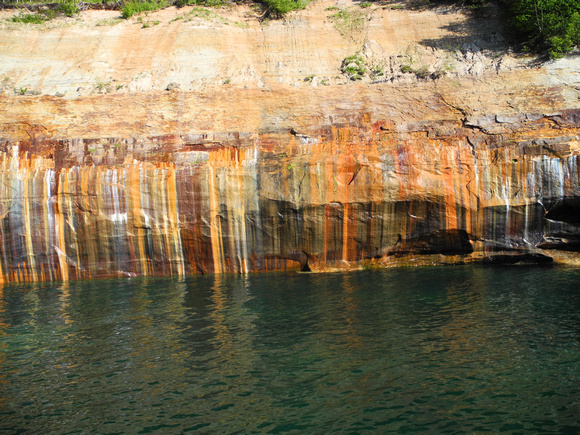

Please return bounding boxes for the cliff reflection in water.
[2,116,580,282]
[0,268,578,433]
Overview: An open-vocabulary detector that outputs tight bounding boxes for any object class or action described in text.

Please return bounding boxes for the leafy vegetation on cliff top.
[2,0,310,19]
[121,0,168,18]
[261,0,309,16]
[502,0,580,58]
[3,0,579,57]
[422,0,580,58]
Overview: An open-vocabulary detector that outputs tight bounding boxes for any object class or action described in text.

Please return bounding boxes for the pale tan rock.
[0,1,537,95]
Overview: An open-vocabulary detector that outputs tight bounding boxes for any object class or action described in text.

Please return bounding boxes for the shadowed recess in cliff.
[389,229,474,256]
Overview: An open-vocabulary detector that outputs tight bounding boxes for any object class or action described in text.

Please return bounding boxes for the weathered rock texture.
[1,2,580,282]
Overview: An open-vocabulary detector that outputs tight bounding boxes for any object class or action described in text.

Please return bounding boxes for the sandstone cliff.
[1,1,580,282]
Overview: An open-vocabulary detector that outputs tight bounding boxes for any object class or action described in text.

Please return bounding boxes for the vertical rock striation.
[1,107,579,282]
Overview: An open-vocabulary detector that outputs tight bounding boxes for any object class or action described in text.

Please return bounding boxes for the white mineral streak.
[45,169,57,280]
[56,170,70,281]
[208,165,225,274]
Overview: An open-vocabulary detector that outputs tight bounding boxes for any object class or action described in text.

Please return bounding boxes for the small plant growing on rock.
[330,8,364,39]
[96,17,123,26]
[95,80,111,93]
[182,7,231,25]
[370,64,385,80]
[400,62,440,80]
[430,68,447,79]
[1,76,11,94]
[142,20,159,28]
[341,53,367,80]
[414,65,430,79]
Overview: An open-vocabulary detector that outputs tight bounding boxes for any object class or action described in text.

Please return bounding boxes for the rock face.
[0,2,525,96]
[1,2,580,282]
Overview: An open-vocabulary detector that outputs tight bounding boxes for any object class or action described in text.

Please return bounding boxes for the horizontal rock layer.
[0,3,525,96]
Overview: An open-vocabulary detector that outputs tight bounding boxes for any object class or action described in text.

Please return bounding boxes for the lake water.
[0,266,579,433]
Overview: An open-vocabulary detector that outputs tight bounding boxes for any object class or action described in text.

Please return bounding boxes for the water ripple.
[0,268,579,433]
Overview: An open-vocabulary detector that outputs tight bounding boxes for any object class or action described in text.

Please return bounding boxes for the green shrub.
[121,0,169,18]
[59,1,80,17]
[261,0,309,16]
[501,0,580,58]
[416,0,579,57]
[12,11,54,24]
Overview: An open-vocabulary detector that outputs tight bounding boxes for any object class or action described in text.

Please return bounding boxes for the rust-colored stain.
[0,112,579,282]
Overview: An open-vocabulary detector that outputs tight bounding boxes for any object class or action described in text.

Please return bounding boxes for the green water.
[0,267,579,434]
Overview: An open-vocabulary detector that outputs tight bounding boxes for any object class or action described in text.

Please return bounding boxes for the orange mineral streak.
[0,115,579,282]
[56,170,70,282]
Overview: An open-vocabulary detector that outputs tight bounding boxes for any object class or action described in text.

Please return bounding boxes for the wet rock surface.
[1,105,580,282]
